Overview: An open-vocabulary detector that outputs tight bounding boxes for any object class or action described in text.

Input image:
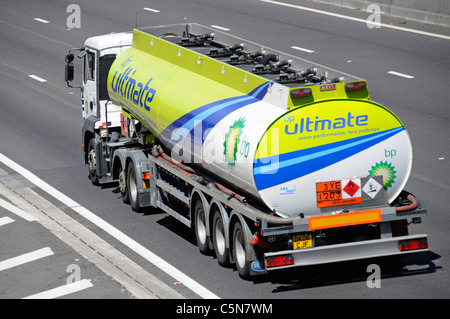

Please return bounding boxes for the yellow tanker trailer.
[66,23,428,278]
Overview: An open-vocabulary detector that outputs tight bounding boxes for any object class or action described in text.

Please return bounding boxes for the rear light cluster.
[345,81,367,92]
[399,238,428,251]
[290,88,312,98]
[265,254,294,268]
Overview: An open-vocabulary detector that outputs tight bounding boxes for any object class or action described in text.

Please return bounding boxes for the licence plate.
[293,233,312,250]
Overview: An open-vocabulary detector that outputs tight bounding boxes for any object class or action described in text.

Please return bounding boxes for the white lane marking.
[33,18,49,24]
[143,7,160,13]
[0,247,54,272]
[28,74,47,83]
[211,25,230,31]
[0,198,38,222]
[23,279,93,299]
[0,153,220,299]
[259,0,450,40]
[387,71,415,79]
[291,46,315,53]
[0,216,15,226]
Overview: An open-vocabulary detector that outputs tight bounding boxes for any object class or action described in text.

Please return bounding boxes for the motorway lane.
[1,0,449,299]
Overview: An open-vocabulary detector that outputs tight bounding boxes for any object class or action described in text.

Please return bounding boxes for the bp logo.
[368,161,397,189]
[224,117,246,167]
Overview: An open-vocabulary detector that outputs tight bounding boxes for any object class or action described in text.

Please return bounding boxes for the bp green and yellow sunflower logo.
[368,161,397,189]
[224,118,246,167]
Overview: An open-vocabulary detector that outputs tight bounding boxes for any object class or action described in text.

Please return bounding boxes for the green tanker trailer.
[65,23,428,278]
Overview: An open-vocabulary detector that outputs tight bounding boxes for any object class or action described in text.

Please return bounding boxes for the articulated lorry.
[65,23,428,279]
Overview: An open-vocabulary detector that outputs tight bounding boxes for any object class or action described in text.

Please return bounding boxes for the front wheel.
[87,139,100,186]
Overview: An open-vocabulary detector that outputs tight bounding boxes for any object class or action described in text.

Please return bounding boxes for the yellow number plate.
[293,234,312,250]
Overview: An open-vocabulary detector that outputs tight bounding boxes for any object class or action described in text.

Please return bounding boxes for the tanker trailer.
[66,23,428,278]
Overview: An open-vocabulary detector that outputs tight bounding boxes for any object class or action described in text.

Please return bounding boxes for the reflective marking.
[0,198,38,222]
[33,18,49,24]
[28,74,47,82]
[23,279,93,299]
[211,25,230,31]
[143,7,160,13]
[0,216,14,226]
[291,46,315,53]
[387,71,415,79]
[0,247,54,272]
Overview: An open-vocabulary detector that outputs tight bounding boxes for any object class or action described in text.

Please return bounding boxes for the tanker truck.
[65,23,428,279]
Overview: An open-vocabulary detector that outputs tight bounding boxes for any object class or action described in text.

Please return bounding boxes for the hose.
[395,194,419,212]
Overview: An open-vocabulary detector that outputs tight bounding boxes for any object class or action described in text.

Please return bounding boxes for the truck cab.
[65,32,132,183]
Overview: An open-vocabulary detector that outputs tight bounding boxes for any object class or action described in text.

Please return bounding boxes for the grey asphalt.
[1,0,449,299]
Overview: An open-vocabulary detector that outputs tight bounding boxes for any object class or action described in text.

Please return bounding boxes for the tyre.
[87,139,100,185]
[119,166,129,204]
[194,199,210,254]
[212,209,230,266]
[232,221,251,279]
[127,164,140,212]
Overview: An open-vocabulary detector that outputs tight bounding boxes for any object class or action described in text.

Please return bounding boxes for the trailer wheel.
[232,222,250,279]
[212,209,230,266]
[127,164,140,212]
[194,200,210,254]
[87,139,100,186]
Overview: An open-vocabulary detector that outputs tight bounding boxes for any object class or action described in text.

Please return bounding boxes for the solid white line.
[143,7,160,13]
[0,198,38,222]
[33,18,49,24]
[23,279,93,299]
[0,247,53,272]
[387,71,415,79]
[259,0,450,40]
[0,216,15,226]
[291,46,315,53]
[211,25,230,31]
[28,74,47,83]
[0,153,219,299]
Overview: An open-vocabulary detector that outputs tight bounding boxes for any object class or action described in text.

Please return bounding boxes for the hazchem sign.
[316,179,362,208]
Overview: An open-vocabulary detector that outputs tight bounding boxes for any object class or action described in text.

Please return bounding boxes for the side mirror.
[65,62,74,82]
[65,48,83,88]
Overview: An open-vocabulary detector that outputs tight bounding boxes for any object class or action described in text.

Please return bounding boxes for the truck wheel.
[194,200,210,254]
[87,139,100,185]
[119,168,129,204]
[232,222,250,279]
[127,164,140,212]
[212,209,230,266]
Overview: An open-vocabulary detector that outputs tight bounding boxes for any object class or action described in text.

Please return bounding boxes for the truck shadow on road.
[264,251,441,292]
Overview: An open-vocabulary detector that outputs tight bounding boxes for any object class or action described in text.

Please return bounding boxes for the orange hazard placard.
[316,180,362,208]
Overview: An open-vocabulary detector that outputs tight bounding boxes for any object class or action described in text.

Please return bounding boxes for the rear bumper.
[264,234,428,271]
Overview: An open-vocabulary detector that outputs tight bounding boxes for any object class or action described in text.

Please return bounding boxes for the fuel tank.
[108,28,412,217]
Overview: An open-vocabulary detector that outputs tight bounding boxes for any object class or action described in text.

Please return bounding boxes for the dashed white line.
[28,74,47,83]
[0,216,15,227]
[259,0,450,40]
[0,247,54,272]
[211,25,230,31]
[291,46,315,53]
[23,279,93,299]
[143,7,160,13]
[0,197,38,222]
[387,71,415,79]
[33,18,49,24]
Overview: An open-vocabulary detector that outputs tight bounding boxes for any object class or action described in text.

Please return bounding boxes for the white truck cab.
[65,32,132,183]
